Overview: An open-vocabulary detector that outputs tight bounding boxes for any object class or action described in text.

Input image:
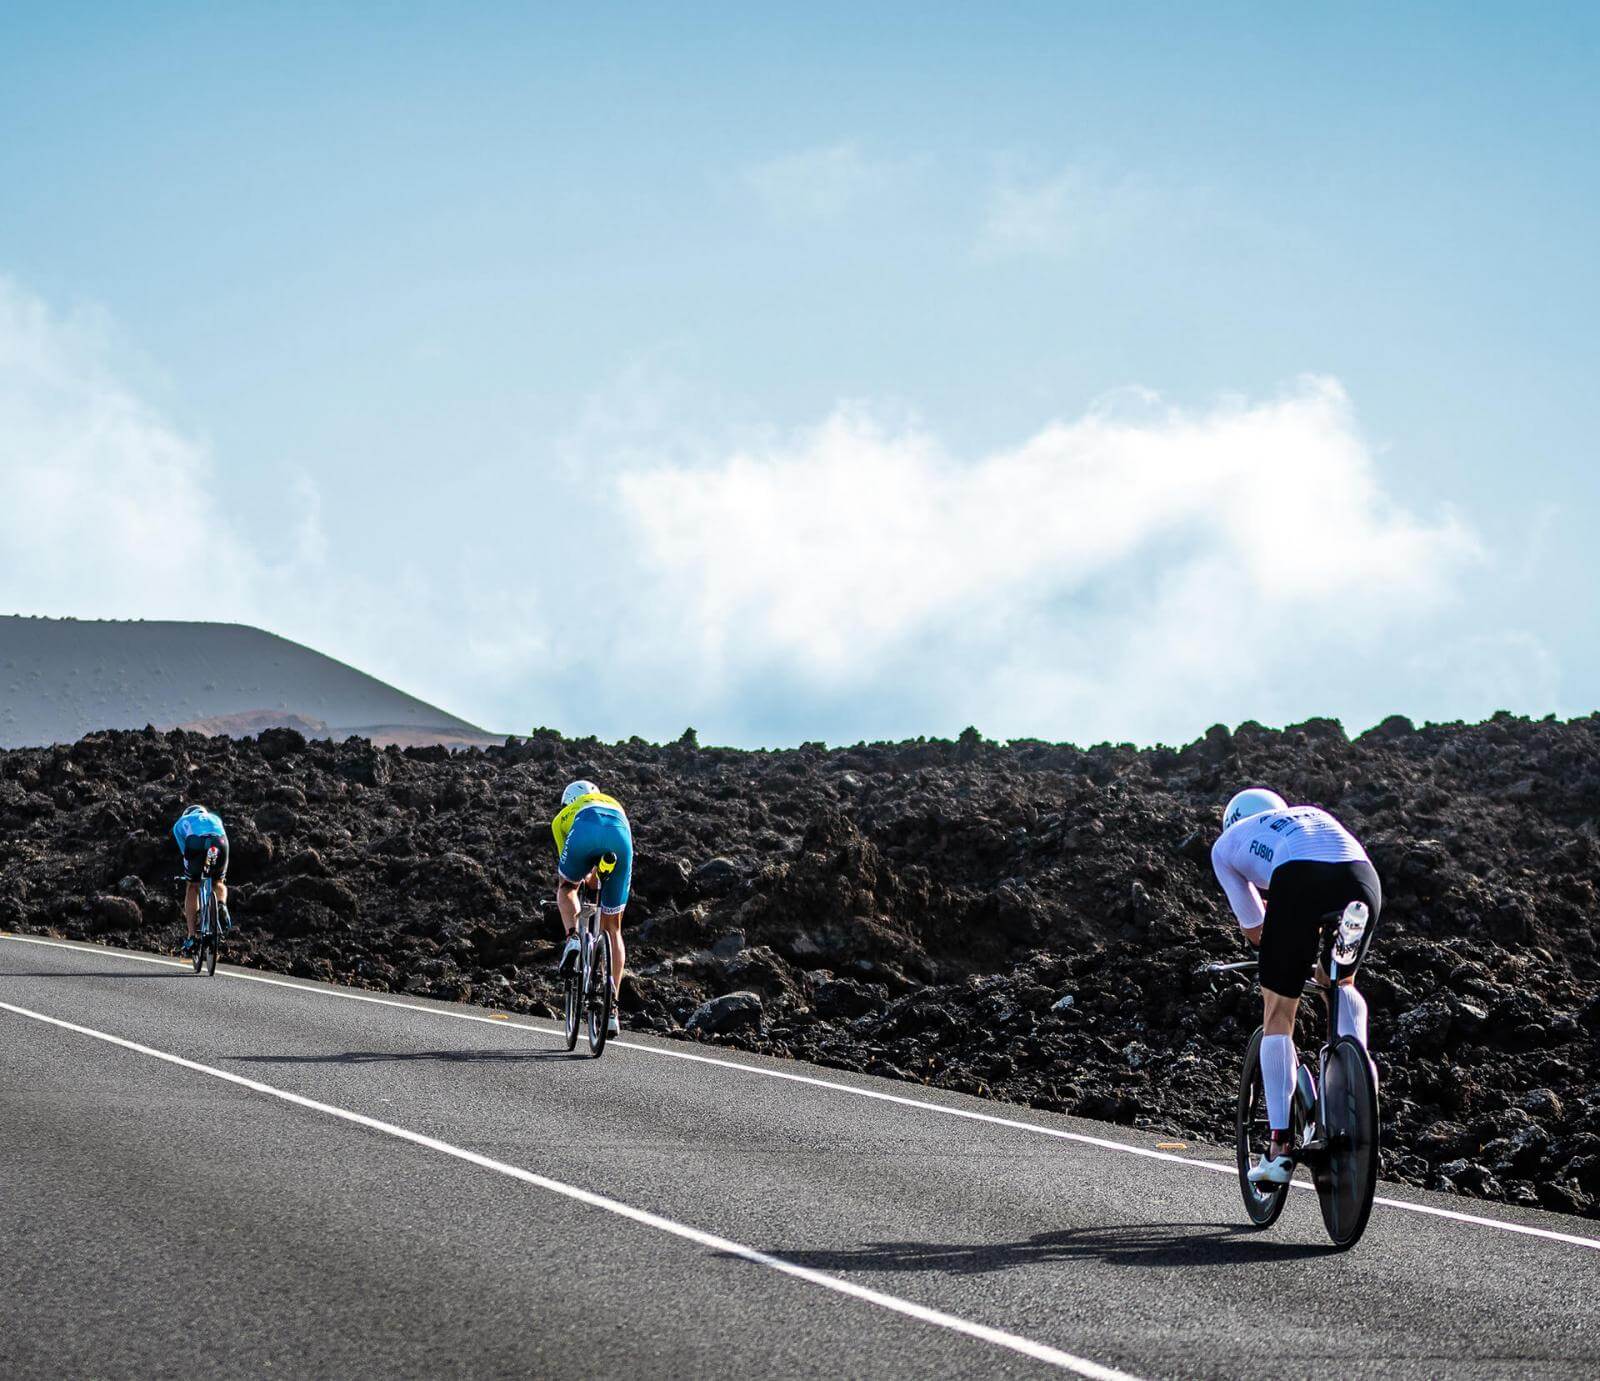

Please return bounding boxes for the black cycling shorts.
[1258,859,1381,998]
[182,834,229,883]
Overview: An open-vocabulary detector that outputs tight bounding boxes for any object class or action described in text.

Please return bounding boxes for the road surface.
[2,934,1595,1378]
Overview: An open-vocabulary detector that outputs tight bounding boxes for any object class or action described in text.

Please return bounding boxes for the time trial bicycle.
[1209,904,1380,1249]
[562,852,617,1057]
[177,843,226,977]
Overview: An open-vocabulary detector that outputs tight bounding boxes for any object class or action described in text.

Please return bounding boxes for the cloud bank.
[0,277,1545,746]
[0,282,263,617]
[616,383,1482,744]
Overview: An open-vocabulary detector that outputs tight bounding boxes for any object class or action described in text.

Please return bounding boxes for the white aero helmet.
[561,779,599,808]
[1221,787,1287,832]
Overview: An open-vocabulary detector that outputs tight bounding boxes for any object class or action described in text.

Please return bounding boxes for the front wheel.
[586,932,613,1057]
[563,949,582,1051]
[1317,1036,1380,1249]
[1237,1026,1290,1227]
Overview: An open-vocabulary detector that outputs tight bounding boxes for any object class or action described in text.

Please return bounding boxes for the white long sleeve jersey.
[1210,806,1370,930]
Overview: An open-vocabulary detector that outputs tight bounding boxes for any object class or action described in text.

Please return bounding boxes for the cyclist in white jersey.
[1212,788,1383,1184]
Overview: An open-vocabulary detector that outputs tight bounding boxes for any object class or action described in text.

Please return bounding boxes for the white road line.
[0,994,1139,1381]
[8,933,1600,1255]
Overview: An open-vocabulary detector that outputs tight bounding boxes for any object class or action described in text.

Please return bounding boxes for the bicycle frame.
[1212,959,1336,1143]
[1214,950,1381,1247]
[570,850,618,1055]
[182,843,223,976]
[576,886,602,983]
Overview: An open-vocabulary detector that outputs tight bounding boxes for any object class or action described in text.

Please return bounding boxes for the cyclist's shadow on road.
[742,1222,1333,1273]
[229,1047,582,1065]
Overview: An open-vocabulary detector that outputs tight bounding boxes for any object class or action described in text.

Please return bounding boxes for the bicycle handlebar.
[1201,959,1325,998]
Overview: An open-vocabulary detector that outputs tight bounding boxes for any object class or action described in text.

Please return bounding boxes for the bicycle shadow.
[229,1047,581,1065]
[737,1221,1333,1275]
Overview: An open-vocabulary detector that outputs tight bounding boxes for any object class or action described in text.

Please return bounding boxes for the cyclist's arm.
[1211,837,1265,931]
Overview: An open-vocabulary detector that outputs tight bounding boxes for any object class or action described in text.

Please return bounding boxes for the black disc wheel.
[205,934,217,977]
[1237,1026,1291,1227]
[586,932,612,1057]
[1317,1036,1380,1249]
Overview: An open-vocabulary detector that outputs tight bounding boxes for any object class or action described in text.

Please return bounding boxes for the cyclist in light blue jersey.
[173,805,232,954]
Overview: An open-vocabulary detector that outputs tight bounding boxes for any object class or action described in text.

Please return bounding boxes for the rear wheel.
[1237,1026,1291,1227]
[192,897,206,974]
[205,932,217,977]
[587,932,613,1057]
[1317,1036,1380,1249]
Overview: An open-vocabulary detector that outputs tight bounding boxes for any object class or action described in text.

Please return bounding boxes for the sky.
[1,3,1596,746]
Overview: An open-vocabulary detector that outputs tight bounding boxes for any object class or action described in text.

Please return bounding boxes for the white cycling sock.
[1260,1034,1297,1136]
[1337,986,1369,1047]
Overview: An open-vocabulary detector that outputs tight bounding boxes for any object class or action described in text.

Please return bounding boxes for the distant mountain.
[0,616,503,749]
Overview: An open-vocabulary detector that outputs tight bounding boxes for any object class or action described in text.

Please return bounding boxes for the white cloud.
[978,163,1156,258]
[617,379,1489,744]
[0,279,266,617]
[0,278,541,730]
[743,141,891,222]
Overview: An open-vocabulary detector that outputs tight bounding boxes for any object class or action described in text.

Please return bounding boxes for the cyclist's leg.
[215,836,230,916]
[181,838,205,938]
[1258,863,1321,1154]
[555,822,596,935]
[1314,861,1382,1047]
[597,822,632,990]
[555,874,583,930]
[600,908,625,988]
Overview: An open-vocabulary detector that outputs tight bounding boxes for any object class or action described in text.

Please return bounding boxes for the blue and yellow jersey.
[551,791,626,855]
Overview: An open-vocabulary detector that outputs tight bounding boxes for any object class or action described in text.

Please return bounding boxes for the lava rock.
[814,978,888,1020]
[686,991,763,1035]
[2,712,1598,1220]
[693,857,742,896]
[88,893,142,931]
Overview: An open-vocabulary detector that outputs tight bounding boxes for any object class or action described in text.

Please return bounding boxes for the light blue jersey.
[173,808,227,850]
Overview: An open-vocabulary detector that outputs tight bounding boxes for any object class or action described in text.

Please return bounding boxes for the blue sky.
[1,3,1595,744]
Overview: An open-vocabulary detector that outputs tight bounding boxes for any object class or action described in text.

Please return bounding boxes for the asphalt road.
[2,934,1595,1379]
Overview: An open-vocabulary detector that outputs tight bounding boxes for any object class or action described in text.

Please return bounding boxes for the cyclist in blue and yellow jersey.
[552,780,633,1038]
[173,804,233,955]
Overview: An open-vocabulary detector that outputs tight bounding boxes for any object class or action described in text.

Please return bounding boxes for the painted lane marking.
[0,995,1139,1381]
[7,934,1600,1254]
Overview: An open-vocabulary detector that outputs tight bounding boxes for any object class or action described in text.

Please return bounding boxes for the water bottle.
[1332,900,1369,967]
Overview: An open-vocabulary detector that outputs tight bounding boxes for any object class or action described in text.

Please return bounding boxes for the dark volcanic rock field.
[2,716,1597,1219]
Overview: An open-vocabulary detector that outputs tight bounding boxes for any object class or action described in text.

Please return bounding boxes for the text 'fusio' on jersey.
[1211,806,1368,930]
